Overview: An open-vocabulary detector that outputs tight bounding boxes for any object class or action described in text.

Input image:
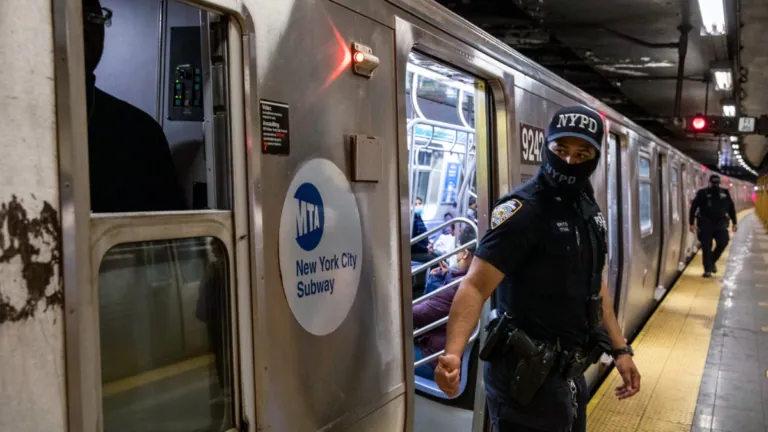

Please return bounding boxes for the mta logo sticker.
[294,182,324,251]
[491,199,522,229]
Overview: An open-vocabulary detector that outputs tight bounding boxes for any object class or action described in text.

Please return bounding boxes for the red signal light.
[353,52,365,63]
[692,117,706,130]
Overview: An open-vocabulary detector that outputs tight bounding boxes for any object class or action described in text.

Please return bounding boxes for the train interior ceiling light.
[698,0,727,35]
[406,61,476,94]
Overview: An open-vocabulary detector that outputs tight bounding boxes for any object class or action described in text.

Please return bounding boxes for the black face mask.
[540,145,600,193]
[710,181,720,189]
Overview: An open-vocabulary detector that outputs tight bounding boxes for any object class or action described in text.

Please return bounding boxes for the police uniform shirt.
[690,186,737,228]
[474,179,601,350]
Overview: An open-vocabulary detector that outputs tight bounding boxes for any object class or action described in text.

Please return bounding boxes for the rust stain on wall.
[0,195,62,324]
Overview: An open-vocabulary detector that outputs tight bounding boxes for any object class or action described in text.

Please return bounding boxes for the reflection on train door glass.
[406,51,486,407]
[639,155,653,235]
[671,166,680,221]
[99,238,234,432]
[86,0,231,212]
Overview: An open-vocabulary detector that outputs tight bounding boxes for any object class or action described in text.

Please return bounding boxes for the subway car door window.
[638,155,653,236]
[406,51,487,407]
[82,1,241,431]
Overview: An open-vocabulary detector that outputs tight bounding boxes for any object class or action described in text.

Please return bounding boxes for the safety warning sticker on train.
[278,158,363,336]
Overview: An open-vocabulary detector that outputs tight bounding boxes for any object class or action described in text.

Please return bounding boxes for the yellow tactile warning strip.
[586,210,753,431]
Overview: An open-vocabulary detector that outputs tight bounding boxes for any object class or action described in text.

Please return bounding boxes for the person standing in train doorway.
[689,174,738,278]
[434,106,641,432]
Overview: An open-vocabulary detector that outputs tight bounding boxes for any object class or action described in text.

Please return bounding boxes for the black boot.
[713,264,718,274]
[703,272,712,278]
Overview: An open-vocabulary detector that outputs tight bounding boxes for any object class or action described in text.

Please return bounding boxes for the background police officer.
[689,174,738,277]
[434,106,640,432]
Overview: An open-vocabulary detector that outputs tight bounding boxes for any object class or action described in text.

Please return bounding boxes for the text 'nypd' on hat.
[545,106,605,152]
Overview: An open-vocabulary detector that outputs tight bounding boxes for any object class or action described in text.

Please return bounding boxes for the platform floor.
[587,210,767,432]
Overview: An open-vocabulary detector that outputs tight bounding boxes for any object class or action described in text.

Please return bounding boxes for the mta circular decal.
[293,183,324,252]
[278,158,363,336]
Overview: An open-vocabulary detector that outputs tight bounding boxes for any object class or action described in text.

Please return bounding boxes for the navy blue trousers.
[485,367,588,432]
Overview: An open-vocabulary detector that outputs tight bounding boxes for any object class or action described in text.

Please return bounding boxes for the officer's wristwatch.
[611,345,634,359]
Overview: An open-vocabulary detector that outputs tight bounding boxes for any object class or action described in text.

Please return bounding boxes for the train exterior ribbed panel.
[243,1,405,430]
[0,0,67,430]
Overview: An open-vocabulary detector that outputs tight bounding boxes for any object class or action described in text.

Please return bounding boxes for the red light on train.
[353,52,365,63]
[692,117,706,130]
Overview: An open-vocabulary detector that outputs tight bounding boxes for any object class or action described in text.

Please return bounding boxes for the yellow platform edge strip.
[586,209,754,431]
[102,353,213,398]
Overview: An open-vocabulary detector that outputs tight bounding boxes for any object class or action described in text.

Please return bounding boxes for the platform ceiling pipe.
[674,0,693,119]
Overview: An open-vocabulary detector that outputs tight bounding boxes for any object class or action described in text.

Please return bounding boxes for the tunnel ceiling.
[434,0,768,180]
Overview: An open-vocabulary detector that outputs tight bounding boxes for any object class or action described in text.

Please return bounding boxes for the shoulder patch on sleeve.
[491,199,523,229]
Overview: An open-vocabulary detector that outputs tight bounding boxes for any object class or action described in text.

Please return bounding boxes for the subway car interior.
[2,0,768,431]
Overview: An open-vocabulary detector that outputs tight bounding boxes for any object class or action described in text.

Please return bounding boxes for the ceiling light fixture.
[697,0,727,35]
[711,62,733,91]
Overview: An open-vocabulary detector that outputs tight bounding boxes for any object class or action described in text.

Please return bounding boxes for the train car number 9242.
[520,123,545,166]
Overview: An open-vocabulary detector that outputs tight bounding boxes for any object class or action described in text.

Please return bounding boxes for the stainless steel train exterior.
[0,0,754,431]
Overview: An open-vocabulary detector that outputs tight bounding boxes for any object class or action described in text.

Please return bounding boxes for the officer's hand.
[435,354,461,397]
[614,355,641,400]
[733,224,738,233]
[689,224,696,234]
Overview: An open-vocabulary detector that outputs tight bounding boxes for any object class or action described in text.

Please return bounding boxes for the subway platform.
[587,210,768,431]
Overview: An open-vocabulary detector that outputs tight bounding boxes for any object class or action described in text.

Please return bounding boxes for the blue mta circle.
[294,182,324,252]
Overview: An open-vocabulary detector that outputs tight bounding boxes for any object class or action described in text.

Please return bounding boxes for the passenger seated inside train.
[467,197,478,222]
[83,0,186,213]
[411,197,435,263]
[428,212,457,266]
[413,227,476,379]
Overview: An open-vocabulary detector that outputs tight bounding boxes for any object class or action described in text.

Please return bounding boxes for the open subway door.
[395,16,511,432]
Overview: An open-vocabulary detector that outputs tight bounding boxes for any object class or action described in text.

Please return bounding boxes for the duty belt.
[479,310,599,380]
[556,346,590,380]
[529,337,590,380]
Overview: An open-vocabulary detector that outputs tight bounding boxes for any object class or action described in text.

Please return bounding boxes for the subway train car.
[0,0,754,432]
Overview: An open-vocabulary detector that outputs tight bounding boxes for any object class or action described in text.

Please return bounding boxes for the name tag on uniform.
[720,192,727,198]
[552,221,571,233]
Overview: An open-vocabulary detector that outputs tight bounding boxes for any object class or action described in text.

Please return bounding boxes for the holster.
[479,310,557,406]
[479,310,512,362]
[508,342,557,406]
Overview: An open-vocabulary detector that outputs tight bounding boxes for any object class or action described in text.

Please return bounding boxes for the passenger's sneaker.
[703,272,713,278]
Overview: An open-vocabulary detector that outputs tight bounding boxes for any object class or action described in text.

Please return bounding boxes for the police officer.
[688,174,738,277]
[435,106,641,432]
